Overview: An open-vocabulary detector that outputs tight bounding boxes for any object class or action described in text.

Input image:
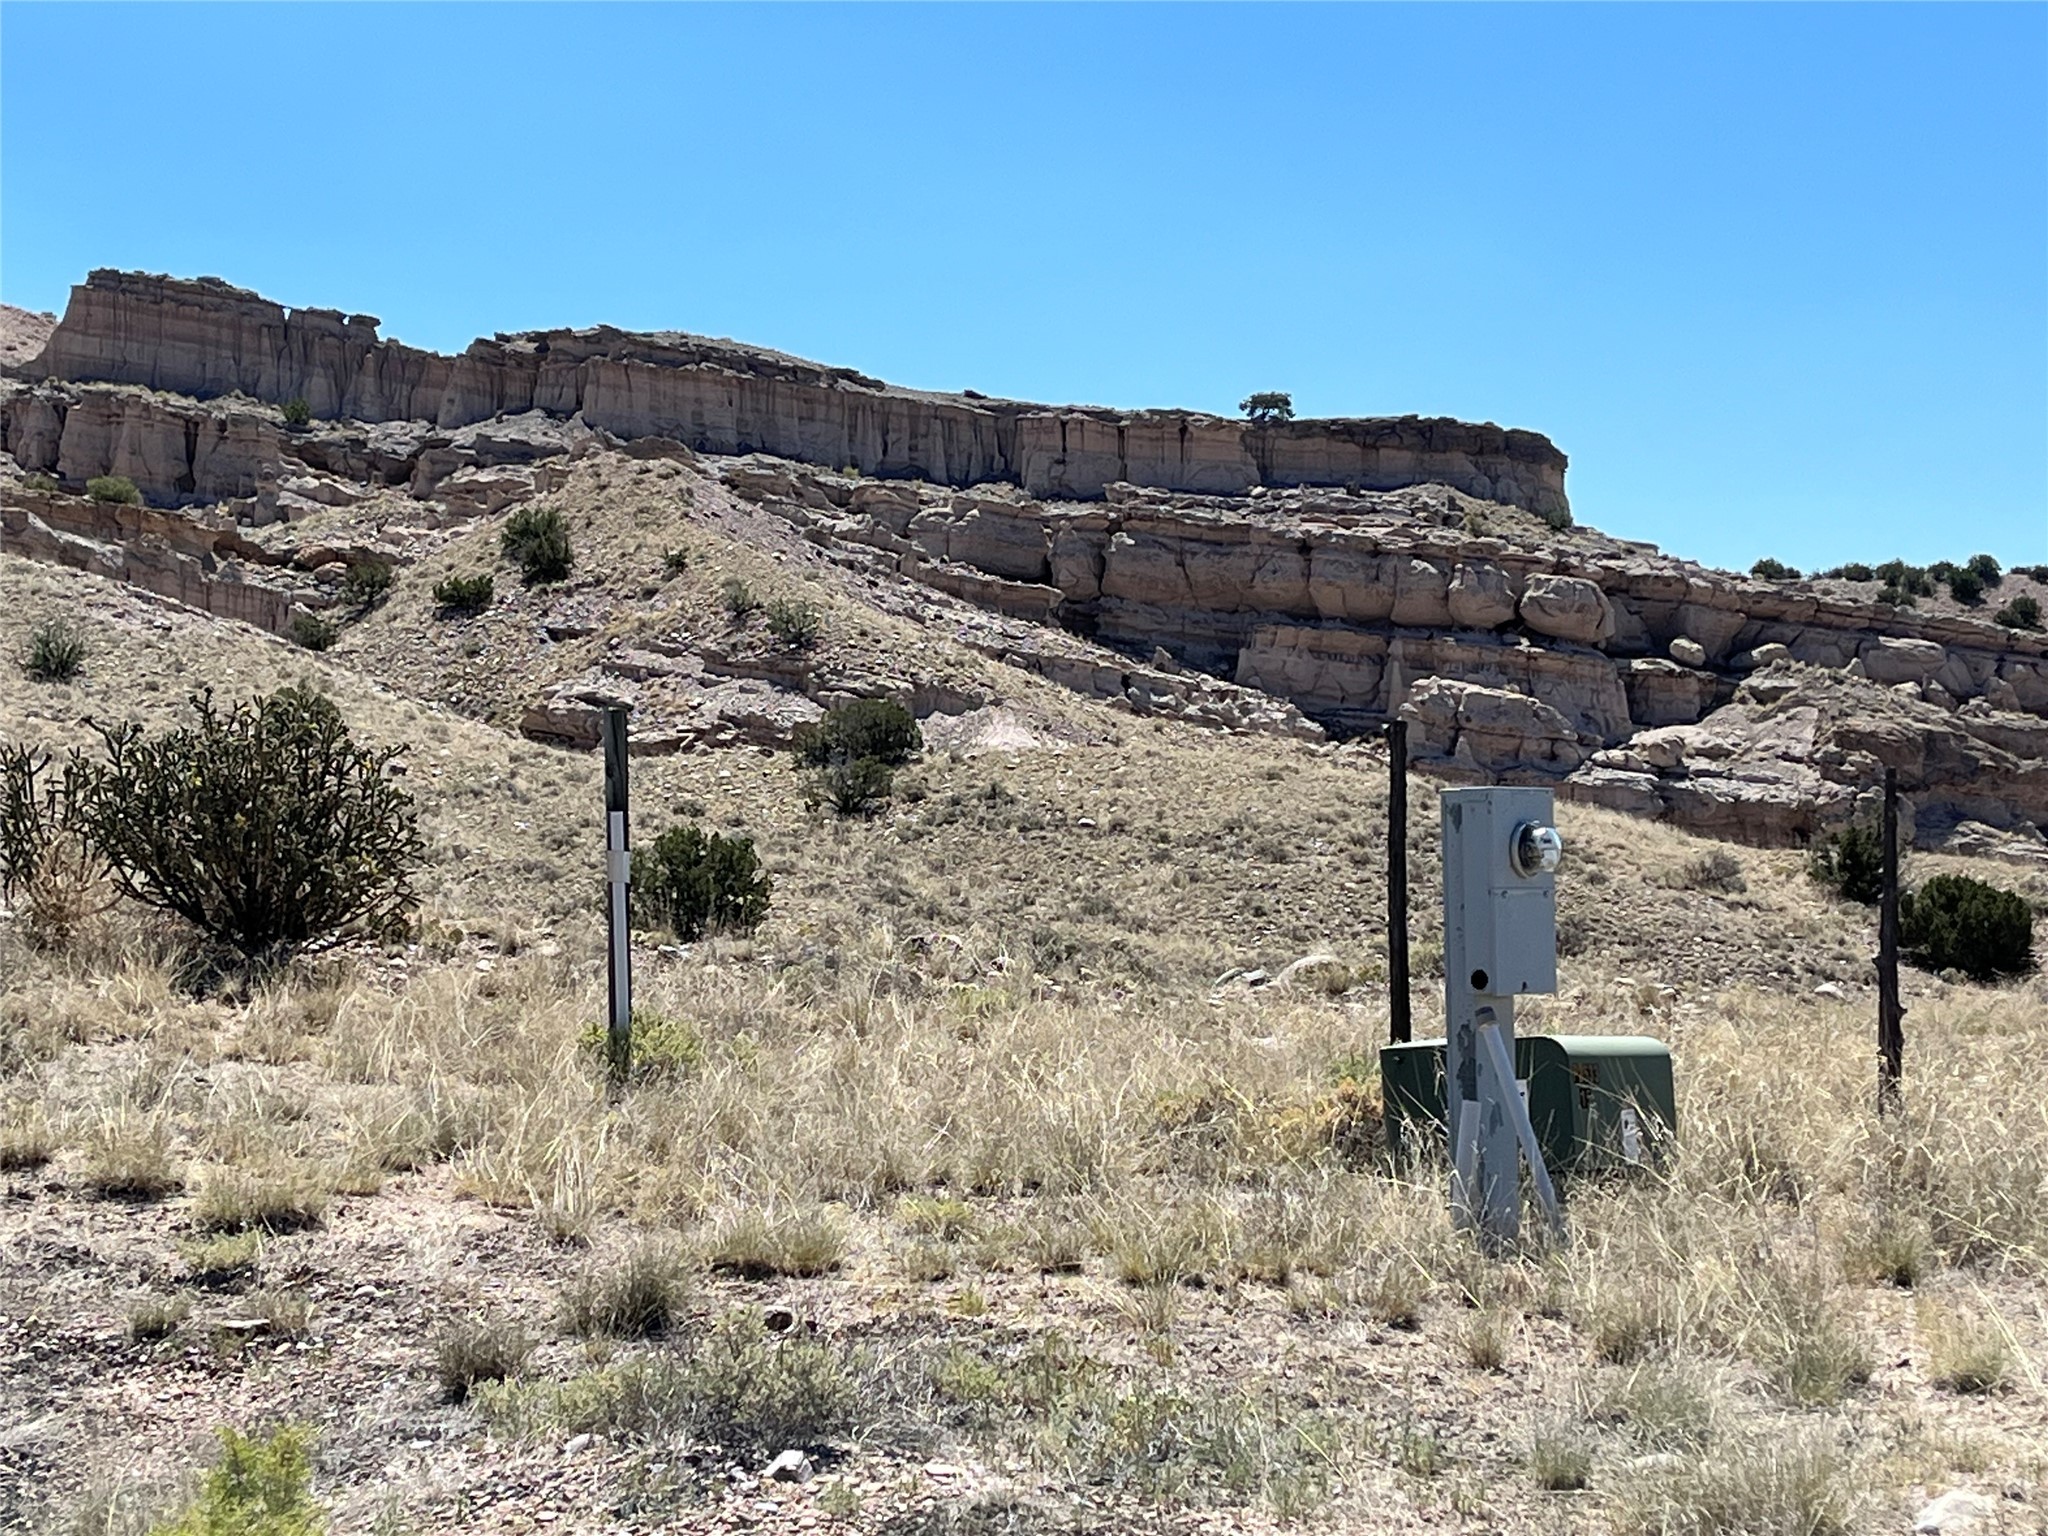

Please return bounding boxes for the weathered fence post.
[603,706,633,1084]
[1388,719,1411,1044]
[1877,767,1903,1112]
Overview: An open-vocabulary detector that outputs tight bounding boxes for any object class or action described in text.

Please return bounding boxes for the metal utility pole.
[603,706,633,1083]
[1388,720,1411,1044]
[1877,767,1904,1113]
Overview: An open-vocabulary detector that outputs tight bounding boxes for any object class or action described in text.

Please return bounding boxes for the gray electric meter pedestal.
[1441,786,1565,1248]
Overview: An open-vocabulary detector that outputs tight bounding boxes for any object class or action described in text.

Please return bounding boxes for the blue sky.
[4,3,2043,572]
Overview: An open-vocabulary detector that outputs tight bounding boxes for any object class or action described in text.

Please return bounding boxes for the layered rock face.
[21,271,1570,516]
[7,268,2046,856]
[714,455,2048,852]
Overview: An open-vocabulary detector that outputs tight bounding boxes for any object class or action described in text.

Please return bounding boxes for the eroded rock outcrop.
[19,271,1571,516]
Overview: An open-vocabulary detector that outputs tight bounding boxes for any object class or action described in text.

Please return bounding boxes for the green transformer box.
[1380,1035,1676,1176]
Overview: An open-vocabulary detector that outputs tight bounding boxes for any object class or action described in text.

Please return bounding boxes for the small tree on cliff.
[1239,392,1295,425]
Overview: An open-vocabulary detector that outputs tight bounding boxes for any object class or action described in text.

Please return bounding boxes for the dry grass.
[3,552,2046,1528]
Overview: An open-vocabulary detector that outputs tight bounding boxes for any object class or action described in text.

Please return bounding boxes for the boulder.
[1624,658,1718,728]
[1861,636,1946,685]
[1667,636,1707,668]
[1401,677,1587,774]
[1447,561,1516,628]
[1519,574,1614,646]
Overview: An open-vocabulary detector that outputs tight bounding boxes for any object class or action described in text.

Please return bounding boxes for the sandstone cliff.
[17,270,1570,516]
[5,268,2045,860]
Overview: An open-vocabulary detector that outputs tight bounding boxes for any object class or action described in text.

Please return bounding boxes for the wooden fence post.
[603,706,633,1084]
[1877,767,1904,1112]
[1388,719,1412,1044]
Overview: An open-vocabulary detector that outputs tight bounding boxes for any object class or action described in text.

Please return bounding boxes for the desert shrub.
[1239,391,1294,424]
[720,576,761,619]
[0,745,113,948]
[704,1205,847,1279]
[1945,567,1984,606]
[67,687,422,962]
[764,598,824,650]
[149,1423,323,1536]
[86,474,141,506]
[1749,558,1800,581]
[1807,822,1885,906]
[431,572,494,613]
[435,1316,534,1403]
[288,614,337,651]
[805,756,895,818]
[793,698,921,819]
[22,616,86,682]
[1671,848,1746,894]
[630,824,771,941]
[1829,561,1875,581]
[1920,1297,2016,1394]
[22,471,58,493]
[1967,553,2002,586]
[1874,559,1934,597]
[559,1239,693,1338]
[1542,504,1574,532]
[1876,585,1916,610]
[792,697,921,769]
[280,397,311,428]
[482,1312,868,1457]
[499,505,573,584]
[339,563,392,610]
[191,1161,331,1233]
[129,1294,191,1344]
[1994,594,2042,630]
[1901,874,2034,981]
[578,1011,704,1082]
[662,547,690,576]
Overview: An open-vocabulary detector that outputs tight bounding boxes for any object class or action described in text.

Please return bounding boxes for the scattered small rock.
[766,1450,813,1484]
[1915,1489,1996,1534]
[763,1305,798,1334]
[1814,982,1845,1000]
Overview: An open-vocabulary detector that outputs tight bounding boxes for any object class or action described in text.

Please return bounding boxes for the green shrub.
[1995,594,2042,631]
[1901,874,2034,981]
[1876,585,1915,610]
[288,614,337,652]
[86,474,141,506]
[280,397,311,428]
[805,756,895,818]
[1808,822,1885,906]
[500,505,573,584]
[68,687,423,962]
[149,1423,323,1536]
[22,471,58,494]
[1834,562,1875,581]
[431,572,494,613]
[1875,559,1934,597]
[662,547,690,577]
[1946,567,1985,606]
[792,698,921,770]
[1239,391,1294,424]
[578,1012,704,1082]
[631,824,771,941]
[1750,558,1800,581]
[1967,553,2002,587]
[339,563,392,609]
[721,576,761,619]
[22,616,86,682]
[764,598,824,651]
